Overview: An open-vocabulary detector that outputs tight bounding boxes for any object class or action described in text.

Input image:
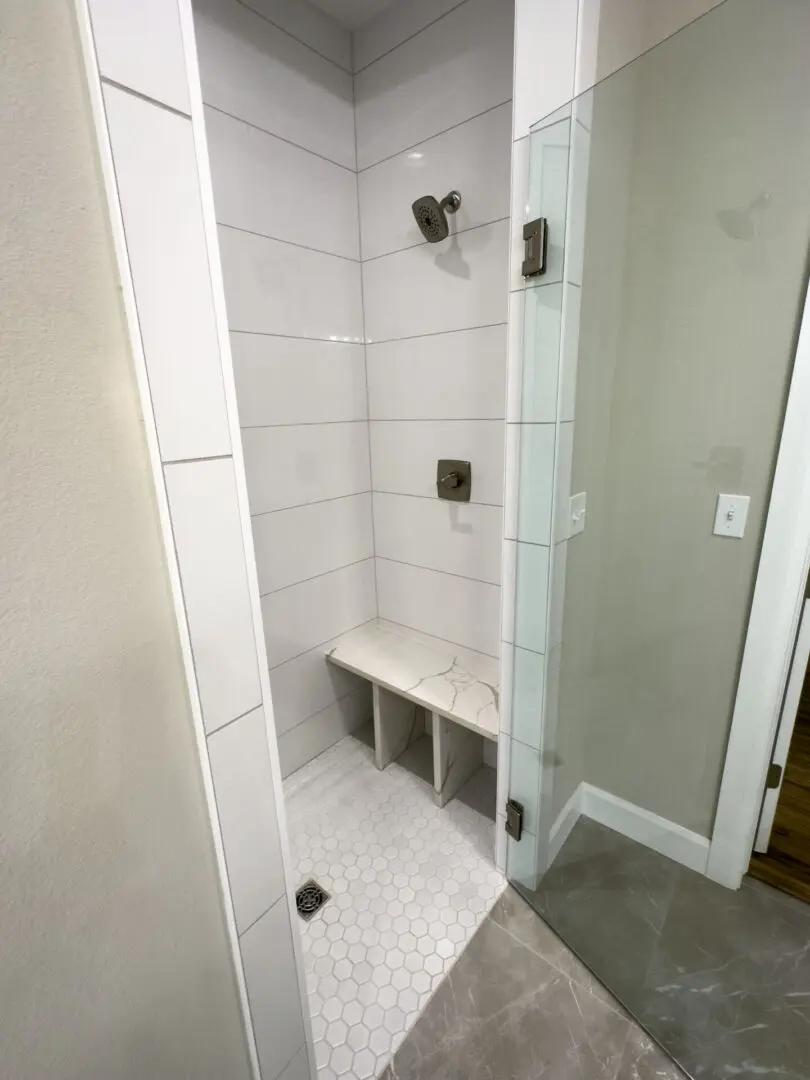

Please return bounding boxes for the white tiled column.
[498,0,582,883]
[76,2,314,1078]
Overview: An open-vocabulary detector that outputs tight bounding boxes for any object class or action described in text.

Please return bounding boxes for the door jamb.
[707,272,810,889]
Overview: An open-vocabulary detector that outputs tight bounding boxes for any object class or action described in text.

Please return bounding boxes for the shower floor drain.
[295,879,330,921]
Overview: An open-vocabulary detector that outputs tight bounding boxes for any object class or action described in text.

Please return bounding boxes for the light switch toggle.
[569,492,587,538]
[713,494,750,539]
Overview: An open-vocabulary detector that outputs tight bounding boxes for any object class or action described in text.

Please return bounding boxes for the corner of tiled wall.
[75,1,315,1077]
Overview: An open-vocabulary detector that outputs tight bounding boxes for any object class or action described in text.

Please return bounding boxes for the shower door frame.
[708,269,810,889]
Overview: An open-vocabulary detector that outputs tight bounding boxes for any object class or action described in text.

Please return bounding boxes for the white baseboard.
[548,784,583,867]
[581,783,710,875]
[545,782,710,876]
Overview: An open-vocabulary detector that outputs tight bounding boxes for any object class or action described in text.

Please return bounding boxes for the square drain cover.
[295,879,330,921]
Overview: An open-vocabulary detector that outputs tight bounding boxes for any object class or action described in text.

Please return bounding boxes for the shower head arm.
[440,190,462,214]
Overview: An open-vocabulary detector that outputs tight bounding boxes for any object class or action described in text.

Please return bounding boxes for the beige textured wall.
[0,3,253,1077]
[558,0,810,836]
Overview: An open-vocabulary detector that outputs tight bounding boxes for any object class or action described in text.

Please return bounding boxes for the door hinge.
[522,217,548,277]
[505,798,524,841]
[766,762,783,789]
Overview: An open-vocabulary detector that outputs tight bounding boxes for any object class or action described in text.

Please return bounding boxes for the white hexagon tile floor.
[283,730,506,1080]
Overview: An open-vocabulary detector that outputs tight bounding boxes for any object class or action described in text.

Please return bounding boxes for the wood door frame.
[754,598,810,852]
[708,272,810,889]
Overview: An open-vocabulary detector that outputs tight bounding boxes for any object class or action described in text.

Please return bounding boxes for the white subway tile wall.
[196,0,372,777]
[86,2,315,1077]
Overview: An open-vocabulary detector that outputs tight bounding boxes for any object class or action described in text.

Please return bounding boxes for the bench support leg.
[431,712,483,808]
[373,684,424,770]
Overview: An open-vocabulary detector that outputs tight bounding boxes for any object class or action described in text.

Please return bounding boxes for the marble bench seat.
[327,621,498,808]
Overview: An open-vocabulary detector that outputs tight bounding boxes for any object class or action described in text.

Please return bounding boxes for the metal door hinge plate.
[522,217,548,277]
[766,762,783,789]
[505,798,524,841]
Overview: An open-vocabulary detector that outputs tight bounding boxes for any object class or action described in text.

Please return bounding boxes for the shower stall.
[75,0,810,1077]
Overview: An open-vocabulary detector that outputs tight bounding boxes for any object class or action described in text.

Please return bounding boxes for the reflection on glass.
[507,1,810,1076]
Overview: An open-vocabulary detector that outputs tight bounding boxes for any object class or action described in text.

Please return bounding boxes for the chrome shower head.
[411,190,462,243]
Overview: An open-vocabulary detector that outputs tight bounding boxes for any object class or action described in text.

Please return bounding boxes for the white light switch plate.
[714,494,750,539]
[569,492,587,537]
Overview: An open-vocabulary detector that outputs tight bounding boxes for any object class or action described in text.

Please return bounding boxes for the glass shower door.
[505,2,810,1076]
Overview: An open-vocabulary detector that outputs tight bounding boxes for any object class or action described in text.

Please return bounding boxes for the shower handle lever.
[438,470,462,489]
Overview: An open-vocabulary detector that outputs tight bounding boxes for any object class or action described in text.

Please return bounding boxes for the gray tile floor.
[530,819,810,1080]
[380,886,685,1080]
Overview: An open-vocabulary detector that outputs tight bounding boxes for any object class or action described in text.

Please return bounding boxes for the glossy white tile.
[103,85,231,462]
[240,0,351,71]
[513,541,550,655]
[231,334,367,427]
[354,0,514,169]
[566,119,590,286]
[363,219,509,343]
[504,424,520,540]
[89,0,190,112]
[517,424,556,546]
[520,283,563,423]
[218,226,363,341]
[205,106,359,259]
[509,135,530,291]
[559,283,581,421]
[506,289,526,423]
[277,685,372,776]
[367,325,507,420]
[352,0,463,72]
[207,706,285,933]
[553,422,574,543]
[240,898,306,1079]
[261,559,376,668]
[193,0,355,168]
[373,492,503,585]
[507,733,542,836]
[510,645,545,750]
[165,459,261,733]
[501,538,517,644]
[513,0,578,138]
[370,420,505,506]
[526,115,571,285]
[253,493,374,594]
[376,558,500,658]
[499,640,514,737]
[548,540,567,651]
[242,423,370,515]
[358,103,511,260]
[269,636,367,737]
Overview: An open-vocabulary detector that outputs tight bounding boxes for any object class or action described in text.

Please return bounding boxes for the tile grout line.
[233,0,353,76]
[206,702,264,739]
[228,322,507,347]
[269,617,377,673]
[353,61,380,622]
[259,555,374,600]
[218,221,360,265]
[251,491,371,520]
[376,555,500,590]
[100,76,192,119]
[279,684,370,741]
[353,0,470,76]
[362,216,510,265]
[358,98,513,173]
[203,103,356,174]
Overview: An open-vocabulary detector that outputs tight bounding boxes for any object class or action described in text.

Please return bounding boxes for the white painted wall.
[80,1,315,1077]
[356,0,514,665]
[194,0,375,778]
[0,1,252,1076]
